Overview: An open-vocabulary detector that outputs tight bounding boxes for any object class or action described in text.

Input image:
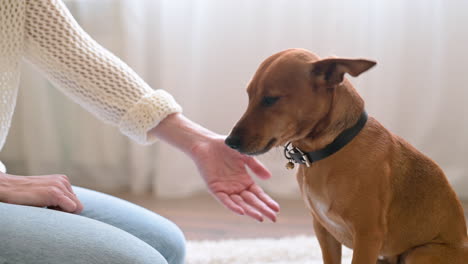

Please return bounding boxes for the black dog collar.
[284,111,368,169]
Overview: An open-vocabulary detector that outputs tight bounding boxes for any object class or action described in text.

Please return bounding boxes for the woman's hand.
[0,173,83,213]
[191,136,280,222]
[151,113,280,222]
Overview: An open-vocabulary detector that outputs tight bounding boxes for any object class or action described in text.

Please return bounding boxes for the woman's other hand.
[0,173,83,213]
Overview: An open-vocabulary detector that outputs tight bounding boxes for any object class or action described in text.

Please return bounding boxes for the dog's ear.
[311,58,376,87]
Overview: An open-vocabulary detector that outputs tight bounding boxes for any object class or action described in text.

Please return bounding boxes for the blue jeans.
[0,186,186,264]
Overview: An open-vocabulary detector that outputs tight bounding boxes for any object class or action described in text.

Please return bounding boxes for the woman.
[0,0,280,263]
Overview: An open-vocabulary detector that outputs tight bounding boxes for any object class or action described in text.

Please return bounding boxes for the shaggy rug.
[186,235,353,264]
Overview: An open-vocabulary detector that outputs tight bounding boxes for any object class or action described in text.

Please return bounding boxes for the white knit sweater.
[0,0,183,154]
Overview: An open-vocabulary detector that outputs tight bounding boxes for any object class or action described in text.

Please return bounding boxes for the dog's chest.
[297,168,354,247]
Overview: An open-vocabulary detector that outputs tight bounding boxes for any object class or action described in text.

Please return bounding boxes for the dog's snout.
[225,135,242,150]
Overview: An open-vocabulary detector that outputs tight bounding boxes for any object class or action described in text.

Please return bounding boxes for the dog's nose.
[225,135,242,150]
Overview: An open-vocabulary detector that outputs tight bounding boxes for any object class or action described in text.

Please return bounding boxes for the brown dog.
[225,48,468,263]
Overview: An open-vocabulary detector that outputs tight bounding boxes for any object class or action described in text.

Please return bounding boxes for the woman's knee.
[147,218,186,264]
[128,214,186,264]
[75,186,186,264]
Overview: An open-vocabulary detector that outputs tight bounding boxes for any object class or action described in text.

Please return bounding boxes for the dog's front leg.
[351,232,383,264]
[313,217,342,264]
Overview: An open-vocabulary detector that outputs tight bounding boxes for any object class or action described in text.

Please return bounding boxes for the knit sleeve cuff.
[119,89,182,145]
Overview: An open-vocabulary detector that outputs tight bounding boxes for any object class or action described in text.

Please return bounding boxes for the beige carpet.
[186,235,353,264]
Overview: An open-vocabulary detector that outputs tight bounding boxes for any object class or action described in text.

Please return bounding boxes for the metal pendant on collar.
[283,142,311,169]
[285,161,295,170]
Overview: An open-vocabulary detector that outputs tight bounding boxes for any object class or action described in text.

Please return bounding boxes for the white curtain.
[2,0,468,199]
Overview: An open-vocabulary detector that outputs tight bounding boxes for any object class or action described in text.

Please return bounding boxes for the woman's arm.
[23,0,181,144]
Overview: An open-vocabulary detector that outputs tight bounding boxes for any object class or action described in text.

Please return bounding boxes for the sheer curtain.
[2,0,468,199]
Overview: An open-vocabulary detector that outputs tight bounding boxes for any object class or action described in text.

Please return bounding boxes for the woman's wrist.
[149,113,220,157]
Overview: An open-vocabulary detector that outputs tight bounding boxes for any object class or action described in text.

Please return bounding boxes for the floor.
[113,192,313,240]
[112,192,468,241]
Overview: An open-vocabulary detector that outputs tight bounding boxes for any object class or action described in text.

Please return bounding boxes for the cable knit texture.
[0,0,182,149]
[0,0,24,151]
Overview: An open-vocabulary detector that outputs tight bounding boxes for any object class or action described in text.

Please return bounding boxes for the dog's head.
[225,49,375,155]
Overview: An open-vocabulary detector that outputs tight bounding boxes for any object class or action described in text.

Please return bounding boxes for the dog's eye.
[261,96,280,107]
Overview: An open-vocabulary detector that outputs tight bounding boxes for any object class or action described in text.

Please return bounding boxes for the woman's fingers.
[249,184,280,212]
[54,174,74,194]
[241,191,277,222]
[215,192,245,216]
[215,188,280,222]
[51,175,84,214]
[55,194,78,213]
[231,194,264,222]
[66,190,83,214]
[47,185,83,214]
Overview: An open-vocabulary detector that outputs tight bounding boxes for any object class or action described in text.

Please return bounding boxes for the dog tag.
[285,161,295,170]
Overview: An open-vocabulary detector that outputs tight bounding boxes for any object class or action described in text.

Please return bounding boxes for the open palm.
[191,136,280,222]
